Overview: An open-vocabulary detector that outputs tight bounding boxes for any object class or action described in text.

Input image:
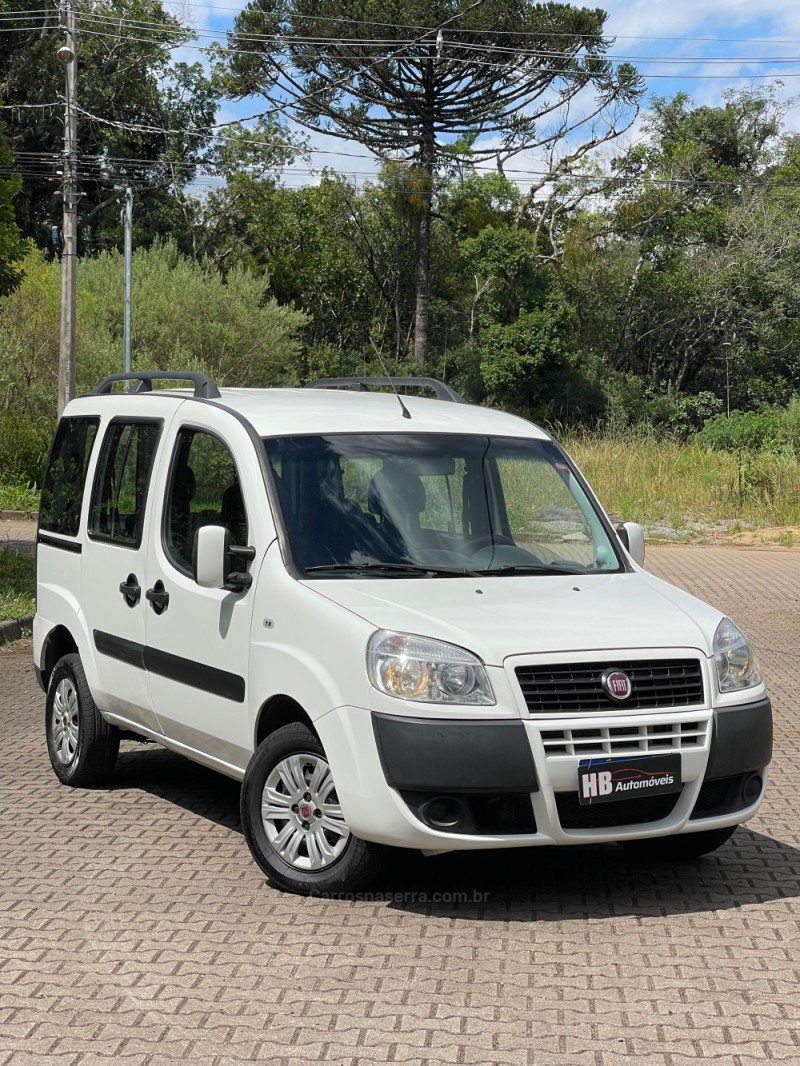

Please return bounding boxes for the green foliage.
[567,433,800,530]
[0,544,35,622]
[562,85,800,401]
[696,404,800,453]
[480,286,578,418]
[218,0,643,361]
[0,412,51,484]
[0,248,61,418]
[590,371,724,436]
[0,242,307,420]
[1,0,219,254]
[81,240,307,388]
[0,480,40,511]
[0,123,23,297]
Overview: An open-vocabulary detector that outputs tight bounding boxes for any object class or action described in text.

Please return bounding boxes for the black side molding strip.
[93,630,245,703]
[145,646,245,703]
[38,533,82,554]
[94,630,145,669]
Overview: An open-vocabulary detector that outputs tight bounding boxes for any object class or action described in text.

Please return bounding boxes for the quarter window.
[88,421,161,547]
[164,429,248,573]
[39,417,99,536]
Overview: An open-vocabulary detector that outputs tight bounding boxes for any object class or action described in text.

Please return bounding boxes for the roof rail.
[92,371,221,399]
[305,376,464,403]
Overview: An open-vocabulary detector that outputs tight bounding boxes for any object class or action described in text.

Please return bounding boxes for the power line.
[10,10,800,82]
[8,4,800,48]
[66,12,800,66]
[9,151,800,191]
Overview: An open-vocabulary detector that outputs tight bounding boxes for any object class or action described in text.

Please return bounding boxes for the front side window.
[164,429,248,573]
[39,417,99,536]
[89,421,161,547]
[264,433,622,577]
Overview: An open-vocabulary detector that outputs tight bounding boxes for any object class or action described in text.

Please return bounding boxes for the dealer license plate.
[577,754,682,806]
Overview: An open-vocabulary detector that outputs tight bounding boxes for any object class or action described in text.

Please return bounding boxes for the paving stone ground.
[0,518,36,560]
[1,544,798,1065]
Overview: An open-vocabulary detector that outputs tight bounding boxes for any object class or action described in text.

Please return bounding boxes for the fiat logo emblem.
[601,669,632,701]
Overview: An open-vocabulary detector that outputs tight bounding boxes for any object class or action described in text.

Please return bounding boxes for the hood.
[307,571,722,665]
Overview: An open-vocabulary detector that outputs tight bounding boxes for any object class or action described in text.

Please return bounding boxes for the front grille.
[556,790,681,829]
[516,658,704,714]
[541,719,709,758]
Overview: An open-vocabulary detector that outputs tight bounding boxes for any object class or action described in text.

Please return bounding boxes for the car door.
[82,411,165,733]
[143,409,271,774]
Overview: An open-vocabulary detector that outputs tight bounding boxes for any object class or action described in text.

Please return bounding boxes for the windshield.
[263,434,623,577]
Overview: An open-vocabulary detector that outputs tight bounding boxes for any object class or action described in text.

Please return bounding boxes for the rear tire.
[620,824,737,861]
[45,653,120,786]
[241,722,385,895]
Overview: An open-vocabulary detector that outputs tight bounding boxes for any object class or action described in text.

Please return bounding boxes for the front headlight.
[367,630,495,706]
[713,617,762,693]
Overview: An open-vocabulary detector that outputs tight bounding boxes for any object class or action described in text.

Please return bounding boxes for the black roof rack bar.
[92,371,221,399]
[305,376,464,403]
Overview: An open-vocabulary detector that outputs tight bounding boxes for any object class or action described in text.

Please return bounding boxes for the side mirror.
[617,521,645,567]
[192,524,229,589]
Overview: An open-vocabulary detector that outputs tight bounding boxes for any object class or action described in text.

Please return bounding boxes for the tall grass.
[564,432,800,529]
[0,545,35,621]
[0,480,40,512]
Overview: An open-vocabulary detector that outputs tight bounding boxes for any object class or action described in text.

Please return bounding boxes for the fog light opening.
[742,773,763,805]
[420,796,468,830]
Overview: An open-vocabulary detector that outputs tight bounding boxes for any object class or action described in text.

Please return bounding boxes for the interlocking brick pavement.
[0,518,36,560]
[1,544,799,1065]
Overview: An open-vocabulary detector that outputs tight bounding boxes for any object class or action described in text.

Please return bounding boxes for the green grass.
[0,480,40,511]
[0,545,35,622]
[563,433,800,530]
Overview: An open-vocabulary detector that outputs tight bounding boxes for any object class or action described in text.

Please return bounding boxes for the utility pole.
[57,0,78,417]
[122,186,132,378]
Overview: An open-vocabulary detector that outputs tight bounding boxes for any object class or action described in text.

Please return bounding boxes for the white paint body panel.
[33,385,770,856]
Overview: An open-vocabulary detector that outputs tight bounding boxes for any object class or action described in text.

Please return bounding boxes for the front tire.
[241,722,385,895]
[620,824,737,862]
[45,653,120,786]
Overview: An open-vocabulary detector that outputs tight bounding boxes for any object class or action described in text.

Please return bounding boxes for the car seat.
[367,463,438,553]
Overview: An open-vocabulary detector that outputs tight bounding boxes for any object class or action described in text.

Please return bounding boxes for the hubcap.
[51,678,79,766]
[260,753,350,871]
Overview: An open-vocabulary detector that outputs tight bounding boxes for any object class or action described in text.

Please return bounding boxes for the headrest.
[368,464,426,518]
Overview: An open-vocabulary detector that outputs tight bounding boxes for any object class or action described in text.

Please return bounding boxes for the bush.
[0,411,51,485]
[696,409,791,452]
[0,242,309,422]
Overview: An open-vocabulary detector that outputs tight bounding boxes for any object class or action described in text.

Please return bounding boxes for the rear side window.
[89,421,161,547]
[39,417,99,536]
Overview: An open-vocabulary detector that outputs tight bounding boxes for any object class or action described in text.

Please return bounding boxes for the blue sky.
[164,0,800,189]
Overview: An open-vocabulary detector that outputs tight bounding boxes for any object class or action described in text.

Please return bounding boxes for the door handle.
[145,580,169,614]
[119,574,141,607]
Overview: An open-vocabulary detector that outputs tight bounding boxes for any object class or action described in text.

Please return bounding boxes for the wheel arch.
[254,694,317,749]
[41,625,80,690]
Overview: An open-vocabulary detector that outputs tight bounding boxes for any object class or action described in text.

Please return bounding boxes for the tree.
[0,0,218,255]
[217,0,643,362]
[565,86,799,399]
[0,121,24,297]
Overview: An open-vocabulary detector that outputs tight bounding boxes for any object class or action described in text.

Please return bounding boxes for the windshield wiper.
[304,562,482,578]
[477,563,587,576]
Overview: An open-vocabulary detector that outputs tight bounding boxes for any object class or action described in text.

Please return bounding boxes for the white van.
[34,372,772,894]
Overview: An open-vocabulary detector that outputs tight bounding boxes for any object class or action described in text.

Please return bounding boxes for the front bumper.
[315,697,772,850]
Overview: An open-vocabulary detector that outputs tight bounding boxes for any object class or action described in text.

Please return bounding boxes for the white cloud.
[601,0,800,42]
